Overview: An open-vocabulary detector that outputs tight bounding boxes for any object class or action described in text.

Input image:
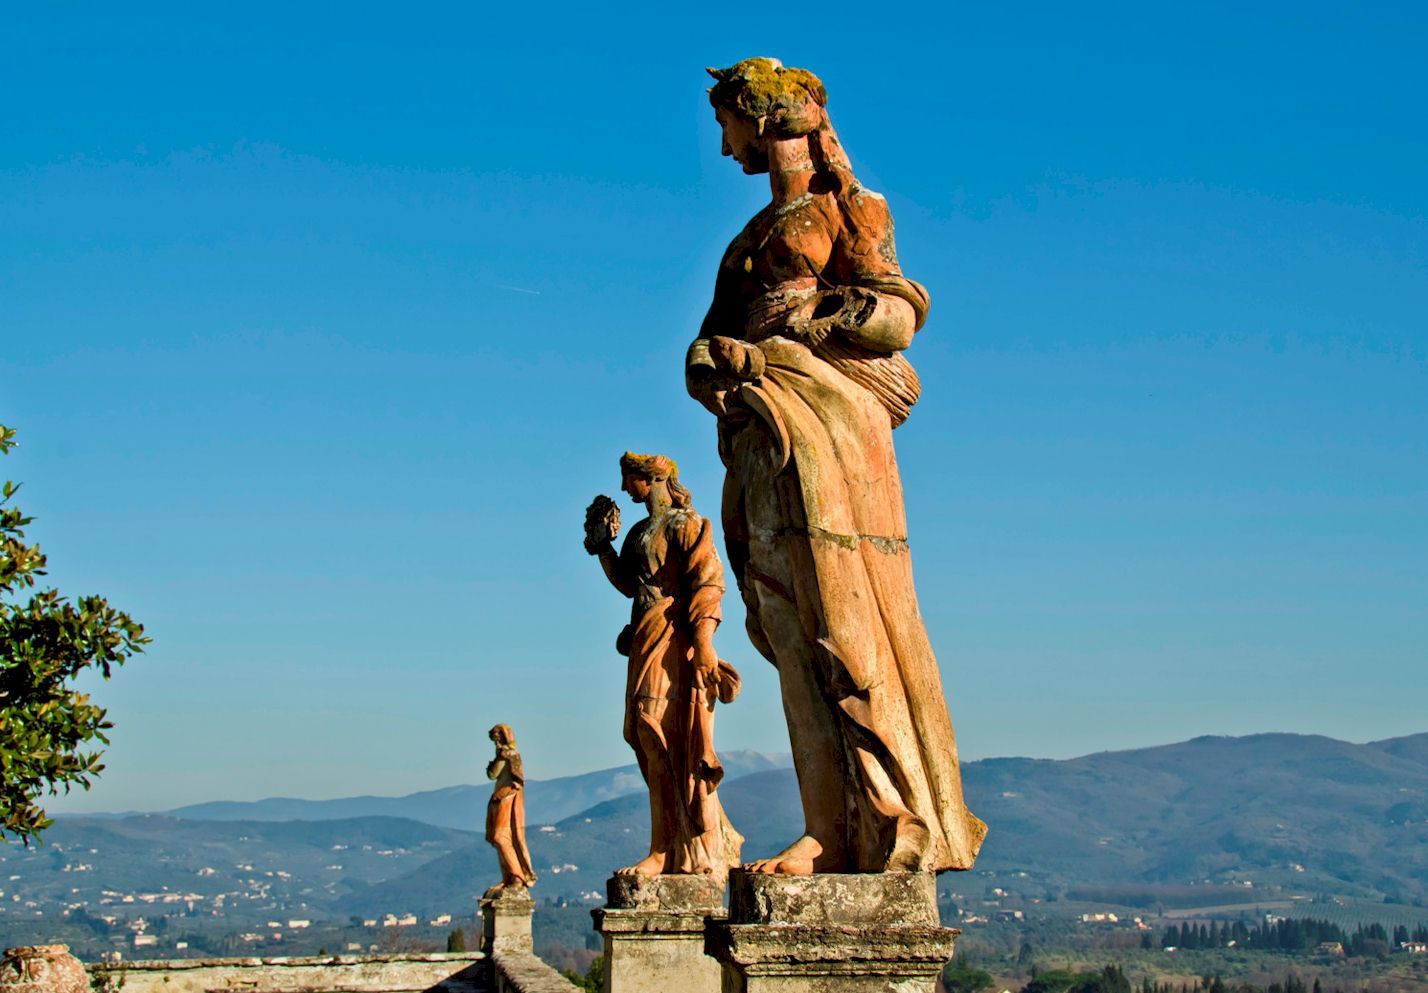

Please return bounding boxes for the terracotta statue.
[585,452,743,877]
[685,58,987,875]
[485,723,537,892]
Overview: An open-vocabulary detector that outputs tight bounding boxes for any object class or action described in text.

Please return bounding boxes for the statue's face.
[715,106,768,175]
[621,473,652,503]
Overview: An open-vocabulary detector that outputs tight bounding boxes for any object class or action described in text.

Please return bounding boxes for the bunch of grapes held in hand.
[584,495,620,555]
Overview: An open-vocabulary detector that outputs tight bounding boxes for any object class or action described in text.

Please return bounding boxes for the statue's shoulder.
[665,505,704,525]
[663,506,712,546]
[844,182,887,204]
[721,203,777,265]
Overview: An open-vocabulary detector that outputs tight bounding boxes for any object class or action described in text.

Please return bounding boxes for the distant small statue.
[585,452,743,877]
[484,723,537,892]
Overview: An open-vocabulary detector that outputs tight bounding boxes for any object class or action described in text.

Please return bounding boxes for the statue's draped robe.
[613,507,742,873]
[485,748,536,885]
[690,185,986,872]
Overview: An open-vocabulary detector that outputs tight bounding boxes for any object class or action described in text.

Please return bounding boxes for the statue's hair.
[488,723,515,746]
[620,451,692,509]
[706,57,826,138]
[707,57,855,194]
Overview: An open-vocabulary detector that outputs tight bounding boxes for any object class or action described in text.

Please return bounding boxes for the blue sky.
[3,3,1424,812]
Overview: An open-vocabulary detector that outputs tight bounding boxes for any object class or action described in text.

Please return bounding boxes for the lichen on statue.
[687,57,987,876]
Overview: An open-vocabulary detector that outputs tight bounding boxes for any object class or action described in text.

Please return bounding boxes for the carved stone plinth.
[480,887,534,955]
[592,874,726,993]
[705,871,958,993]
[1,946,88,993]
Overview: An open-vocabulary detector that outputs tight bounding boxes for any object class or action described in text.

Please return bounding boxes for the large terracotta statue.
[585,452,743,877]
[485,723,537,892]
[685,58,987,875]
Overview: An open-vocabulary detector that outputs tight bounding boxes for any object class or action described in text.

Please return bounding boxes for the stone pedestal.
[705,871,958,993]
[592,874,726,993]
[480,887,535,955]
[1,946,89,993]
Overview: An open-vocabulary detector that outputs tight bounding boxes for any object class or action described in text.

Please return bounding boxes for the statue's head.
[619,451,691,509]
[706,58,853,191]
[488,723,515,747]
[707,58,827,138]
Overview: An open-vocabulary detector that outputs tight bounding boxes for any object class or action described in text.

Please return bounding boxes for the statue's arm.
[595,544,637,598]
[834,290,918,352]
[678,516,725,677]
[486,756,506,781]
[827,191,929,354]
[697,265,741,342]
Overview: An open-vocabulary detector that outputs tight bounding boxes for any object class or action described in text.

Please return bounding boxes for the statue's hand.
[692,640,718,679]
[707,336,766,380]
[781,287,878,348]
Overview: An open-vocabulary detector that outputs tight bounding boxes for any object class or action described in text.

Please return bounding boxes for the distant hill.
[967,731,1428,904]
[19,733,1428,932]
[153,750,791,829]
[342,732,1428,914]
[4,815,480,927]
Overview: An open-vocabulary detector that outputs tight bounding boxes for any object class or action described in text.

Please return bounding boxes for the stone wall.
[488,950,583,993]
[105,951,486,992]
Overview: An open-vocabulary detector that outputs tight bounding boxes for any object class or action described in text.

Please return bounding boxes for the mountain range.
[17,732,1426,934]
[134,750,792,829]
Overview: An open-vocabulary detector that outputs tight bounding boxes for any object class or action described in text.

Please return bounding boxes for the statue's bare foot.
[615,851,667,877]
[885,817,931,872]
[745,835,822,875]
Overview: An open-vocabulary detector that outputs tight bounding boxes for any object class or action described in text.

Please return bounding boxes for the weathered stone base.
[481,887,535,955]
[88,953,486,993]
[479,887,582,993]
[706,871,958,993]
[592,874,726,993]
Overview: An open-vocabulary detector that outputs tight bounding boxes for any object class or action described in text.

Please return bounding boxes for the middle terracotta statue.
[585,452,743,877]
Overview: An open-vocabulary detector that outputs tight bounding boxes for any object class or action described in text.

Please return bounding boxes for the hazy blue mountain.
[157,750,792,829]
[2,815,479,927]
[966,731,1428,903]
[339,732,1428,913]
[21,733,1428,933]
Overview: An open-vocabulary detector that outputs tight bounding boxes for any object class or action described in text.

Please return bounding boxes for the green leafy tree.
[1,425,148,842]
[446,927,467,952]
[942,957,995,993]
[562,956,606,993]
